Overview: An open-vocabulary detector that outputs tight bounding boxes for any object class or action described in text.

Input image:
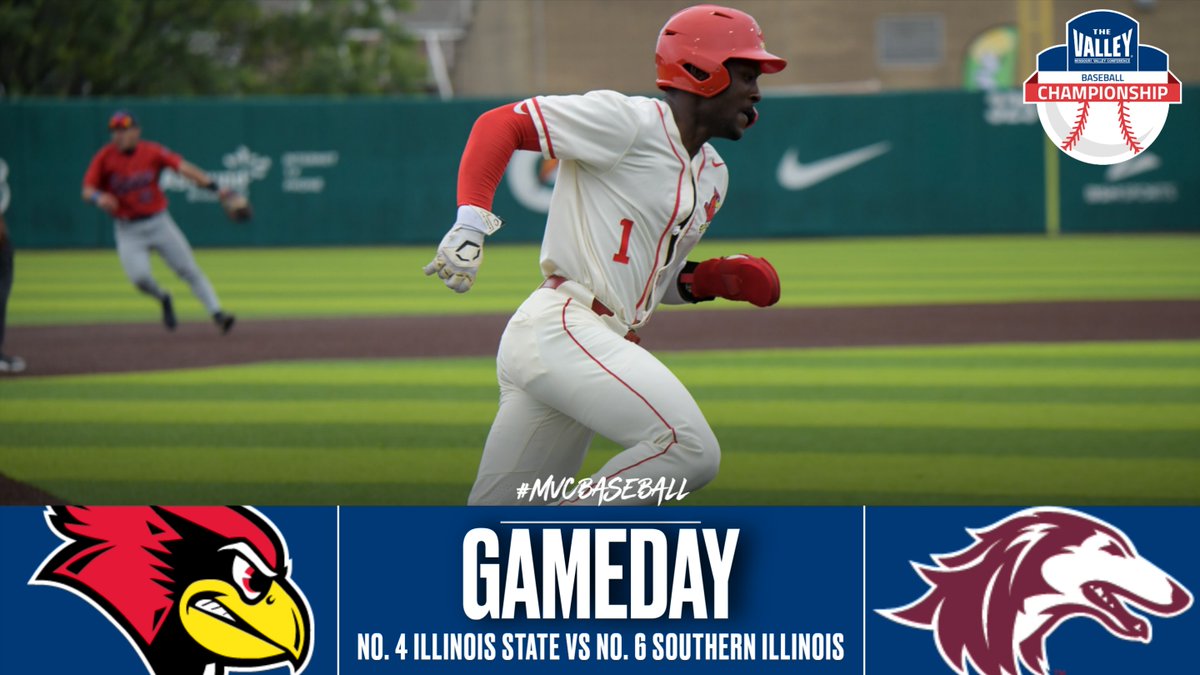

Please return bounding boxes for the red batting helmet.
[655,4,787,97]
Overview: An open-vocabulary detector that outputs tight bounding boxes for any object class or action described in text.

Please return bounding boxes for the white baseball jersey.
[523,90,729,327]
[470,90,732,506]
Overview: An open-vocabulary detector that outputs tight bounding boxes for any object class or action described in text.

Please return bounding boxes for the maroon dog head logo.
[879,508,1191,675]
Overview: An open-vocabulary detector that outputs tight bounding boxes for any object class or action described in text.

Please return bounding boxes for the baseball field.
[1,234,1198,505]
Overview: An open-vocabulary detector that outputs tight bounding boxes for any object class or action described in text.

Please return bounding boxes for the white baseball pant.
[114,210,221,314]
[469,281,720,506]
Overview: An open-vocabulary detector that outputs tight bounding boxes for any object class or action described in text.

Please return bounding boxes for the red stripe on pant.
[558,297,676,504]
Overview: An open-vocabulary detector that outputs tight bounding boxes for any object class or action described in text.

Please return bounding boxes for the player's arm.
[176,160,217,190]
[174,155,251,220]
[424,103,541,293]
[158,148,222,197]
[81,154,118,214]
[176,159,233,199]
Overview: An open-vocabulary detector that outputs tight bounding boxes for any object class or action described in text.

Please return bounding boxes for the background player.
[425,4,785,505]
[82,110,236,333]
[0,207,24,373]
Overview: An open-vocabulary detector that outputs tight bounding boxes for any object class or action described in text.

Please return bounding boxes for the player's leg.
[469,298,594,505]
[150,212,222,316]
[115,221,167,300]
[469,386,594,505]
[0,235,12,349]
[513,290,720,505]
[556,304,718,505]
[0,235,21,371]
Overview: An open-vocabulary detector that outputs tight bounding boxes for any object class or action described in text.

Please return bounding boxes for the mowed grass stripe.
[0,446,480,484]
[5,443,1194,502]
[30,481,471,505]
[6,382,1199,405]
[10,449,1195,505]
[684,488,1195,507]
[2,425,1194,460]
[4,398,1196,430]
[706,451,1200,502]
[11,246,541,324]
[30,481,1192,506]
[1,340,1197,504]
[10,235,1200,325]
[0,422,488,451]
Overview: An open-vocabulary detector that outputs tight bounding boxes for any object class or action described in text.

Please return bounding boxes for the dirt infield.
[5,299,1199,377]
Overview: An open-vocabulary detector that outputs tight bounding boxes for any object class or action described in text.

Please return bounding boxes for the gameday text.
[462,526,737,619]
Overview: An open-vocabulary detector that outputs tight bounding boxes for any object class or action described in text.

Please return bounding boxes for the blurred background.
[1,0,1196,248]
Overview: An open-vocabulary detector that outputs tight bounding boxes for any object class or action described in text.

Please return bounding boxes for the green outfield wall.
[1,90,1196,249]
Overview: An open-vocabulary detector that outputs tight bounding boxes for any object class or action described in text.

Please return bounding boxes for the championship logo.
[31,506,313,675]
[1023,10,1181,165]
[879,507,1192,675]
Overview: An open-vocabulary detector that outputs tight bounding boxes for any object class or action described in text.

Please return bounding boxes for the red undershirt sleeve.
[456,102,541,211]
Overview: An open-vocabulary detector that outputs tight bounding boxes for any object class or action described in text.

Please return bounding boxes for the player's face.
[701,59,763,141]
[111,126,141,152]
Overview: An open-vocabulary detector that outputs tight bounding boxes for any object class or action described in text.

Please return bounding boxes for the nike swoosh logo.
[712,160,725,167]
[1105,151,1160,182]
[776,141,892,190]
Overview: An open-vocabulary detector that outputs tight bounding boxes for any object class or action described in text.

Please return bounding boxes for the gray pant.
[115,210,221,315]
[0,236,12,353]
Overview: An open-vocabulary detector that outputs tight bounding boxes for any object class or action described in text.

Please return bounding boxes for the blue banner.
[1,506,1194,675]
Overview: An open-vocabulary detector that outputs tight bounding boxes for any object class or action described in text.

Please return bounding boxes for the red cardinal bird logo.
[31,506,313,675]
[703,188,721,224]
[878,507,1192,675]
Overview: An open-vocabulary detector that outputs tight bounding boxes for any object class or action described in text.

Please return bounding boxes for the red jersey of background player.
[83,141,182,220]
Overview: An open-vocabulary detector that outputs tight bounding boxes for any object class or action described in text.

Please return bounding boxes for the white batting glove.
[423,205,503,293]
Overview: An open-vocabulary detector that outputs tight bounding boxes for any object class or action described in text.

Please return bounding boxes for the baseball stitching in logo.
[878,507,1192,675]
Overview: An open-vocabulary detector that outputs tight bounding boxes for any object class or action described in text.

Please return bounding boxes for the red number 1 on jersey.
[613,218,633,264]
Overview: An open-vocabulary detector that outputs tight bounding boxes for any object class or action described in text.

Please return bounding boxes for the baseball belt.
[539,275,641,344]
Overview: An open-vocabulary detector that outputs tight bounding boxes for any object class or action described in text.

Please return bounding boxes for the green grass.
[2,341,1197,505]
[9,234,1199,325]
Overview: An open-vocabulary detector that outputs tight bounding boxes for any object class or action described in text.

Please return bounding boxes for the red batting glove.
[686,255,781,307]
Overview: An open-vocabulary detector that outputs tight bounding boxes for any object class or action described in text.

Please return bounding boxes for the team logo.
[1024,10,1181,165]
[879,507,1192,675]
[702,188,721,224]
[776,142,891,190]
[31,506,313,675]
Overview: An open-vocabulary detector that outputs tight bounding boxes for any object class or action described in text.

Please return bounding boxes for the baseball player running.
[82,110,236,333]
[425,4,785,505]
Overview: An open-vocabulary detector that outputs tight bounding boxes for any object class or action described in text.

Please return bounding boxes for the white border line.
[862,505,867,675]
[337,505,341,675]
[499,521,702,525]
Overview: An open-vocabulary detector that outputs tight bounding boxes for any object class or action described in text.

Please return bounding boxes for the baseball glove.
[219,188,253,222]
